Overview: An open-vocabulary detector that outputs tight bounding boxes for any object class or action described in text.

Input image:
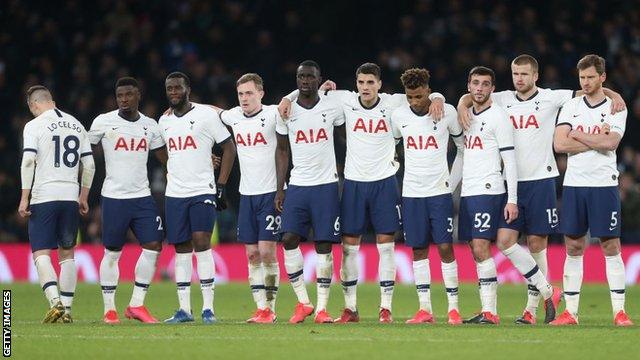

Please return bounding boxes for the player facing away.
[18,85,95,323]
[551,55,633,327]
[275,60,345,323]
[89,77,165,324]
[390,68,464,325]
[159,72,237,324]
[279,63,445,323]
[457,55,626,324]
[219,73,281,323]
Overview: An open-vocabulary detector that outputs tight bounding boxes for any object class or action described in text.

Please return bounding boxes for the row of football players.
[19,53,631,326]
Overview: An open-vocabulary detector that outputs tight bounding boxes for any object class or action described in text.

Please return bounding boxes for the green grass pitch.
[5,282,640,359]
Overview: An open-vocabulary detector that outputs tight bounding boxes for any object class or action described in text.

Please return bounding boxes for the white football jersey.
[276,97,345,186]
[391,103,463,197]
[323,90,404,181]
[461,104,515,197]
[221,105,279,195]
[492,88,574,181]
[89,110,164,199]
[22,108,92,204]
[557,96,626,187]
[159,103,232,198]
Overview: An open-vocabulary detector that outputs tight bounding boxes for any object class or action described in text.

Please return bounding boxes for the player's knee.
[142,241,162,252]
[342,233,361,245]
[470,241,491,262]
[437,244,455,263]
[526,235,548,253]
[315,241,332,254]
[105,246,123,252]
[58,247,75,261]
[600,237,621,256]
[191,232,211,252]
[281,233,300,250]
[412,247,429,261]
[174,240,193,253]
[246,249,261,264]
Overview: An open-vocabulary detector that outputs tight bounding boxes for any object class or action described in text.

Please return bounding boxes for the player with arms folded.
[159,72,236,324]
[19,85,94,323]
[391,68,464,325]
[89,77,165,324]
[218,73,281,323]
[457,54,625,324]
[551,55,633,327]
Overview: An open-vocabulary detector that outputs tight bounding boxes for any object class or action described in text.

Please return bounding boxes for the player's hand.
[320,80,336,92]
[609,92,626,114]
[278,98,292,120]
[274,190,285,213]
[457,105,471,130]
[602,122,611,135]
[428,98,445,121]
[215,183,227,211]
[79,197,89,216]
[18,199,31,217]
[503,202,518,224]
[212,155,221,169]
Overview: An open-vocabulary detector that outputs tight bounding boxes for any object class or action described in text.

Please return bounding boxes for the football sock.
[284,247,310,305]
[441,260,459,312]
[99,249,121,313]
[195,249,215,312]
[35,255,60,307]
[605,254,626,314]
[413,259,431,312]
[59,258,77,314]
[476,258,498,314]
[502,244,552,300]
[174,252,193,314]
[263,261,280,312]
[248,262,267,310]
[377,242,396,311]
[340,244,359,311]
[316,252,333,312]
[129,249,159,307]
[526,249,549,315]
[563,255,583,317]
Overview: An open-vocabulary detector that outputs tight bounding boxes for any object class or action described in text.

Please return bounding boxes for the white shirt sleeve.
[88,116,104,145]
[207,110,232,143]
[332,102,346,126]
[80,126,93,158]
[22,122,39,152]
[390,111,402,139]
[495,113,517,204]
[550,89,576,108]
[149,121,165,150]
[555,100,575,128]
[275,112,288,135]
[490,91,509,107]
[609,108,627,136]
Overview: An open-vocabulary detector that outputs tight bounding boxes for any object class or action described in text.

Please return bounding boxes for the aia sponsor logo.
[295,128,328,143]
[236,132,267,146]
[510,114,539,129]
[464,135,483,149]
[114,137,148,151]
[406,135,438,150]
[168,135,197,151]
[575,125,602,134]
[353,118,388,133]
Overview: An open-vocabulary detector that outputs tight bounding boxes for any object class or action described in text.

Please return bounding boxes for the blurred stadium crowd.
[1,0,639,244]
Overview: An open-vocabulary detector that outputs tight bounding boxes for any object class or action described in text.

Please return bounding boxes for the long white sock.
[58,259,77,314]
[130,249,159,307]
[195,249,215,312]
[99,249,121,313]
[248,262,267,310]
[316,253,333,313]
[605,254,626,314]
[174,252,193,314]
[34,255,60,307]
[476,258,498,314]
[441,260,459,312]
[340,244,359,311]
[284,248,310,305]
[413,259,431,312]
[263,262,280,312]
[563,255,583,317]
[502,244,552,300]
[526,249,548,315]
[377,242,396,311]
